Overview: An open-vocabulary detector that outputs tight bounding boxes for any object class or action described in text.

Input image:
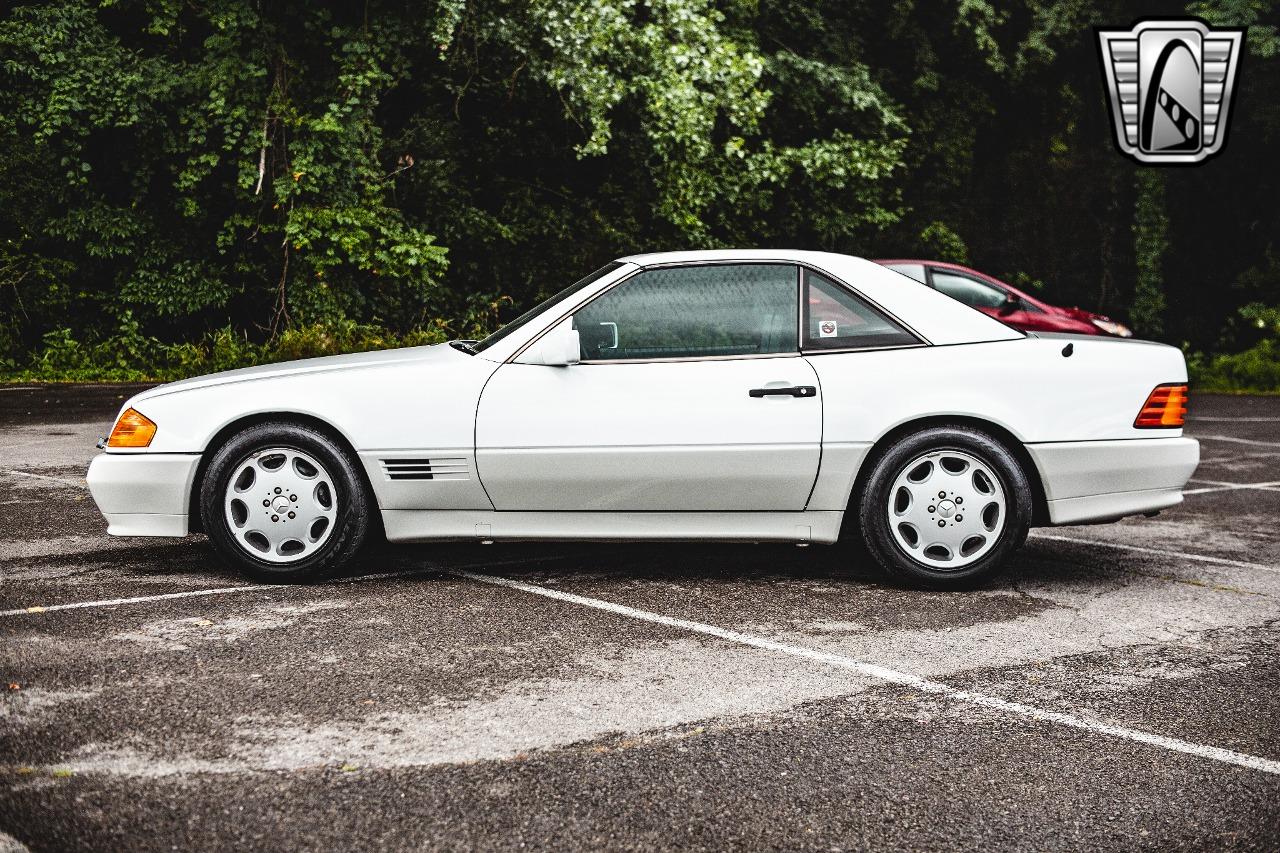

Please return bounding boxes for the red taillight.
[1134,384,1187,428]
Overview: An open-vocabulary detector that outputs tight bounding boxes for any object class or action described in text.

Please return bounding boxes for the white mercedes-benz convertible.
[87,250,1199,587]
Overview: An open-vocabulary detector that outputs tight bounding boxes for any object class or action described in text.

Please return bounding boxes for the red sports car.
[874,260,1133,338]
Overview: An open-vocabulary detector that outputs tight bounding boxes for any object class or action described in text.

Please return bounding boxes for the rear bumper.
[1027,437,1199,525]
[86,453,201,537]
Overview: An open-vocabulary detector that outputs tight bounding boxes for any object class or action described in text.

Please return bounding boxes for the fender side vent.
[379,457,470,481]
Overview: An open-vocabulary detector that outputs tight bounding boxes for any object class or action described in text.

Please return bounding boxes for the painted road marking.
[1184,479,1280,495]
[0,830,31,852]
[0,556,567,618]
[1199,450,1280,464]
[453,569,1280,776]
[0,386,37,392]
[6,470,87,488]
[0,584,286,616]
[1030,532,1278,574]
[1195,434,1280,448]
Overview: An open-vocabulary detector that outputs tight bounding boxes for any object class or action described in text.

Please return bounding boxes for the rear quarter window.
[803,271,919,351]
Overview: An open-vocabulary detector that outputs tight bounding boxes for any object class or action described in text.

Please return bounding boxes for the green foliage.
[0,0,450,343]
[0,286,510,381]
[1,0,1278,382]
[1190,0,1280,57]
[1188,303,1280,393]
[7,321,450,383]
[1013,0,1097,75]
[1005,271,1046,293]
[1190,339,1280,393]
[1239,302,1280,336]
[918,222,969,264]
[1131,171,1168,338]
[442,0,909,243]
[954,0,1008,74]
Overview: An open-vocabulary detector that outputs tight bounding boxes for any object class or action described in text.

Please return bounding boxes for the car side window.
[931,270,1008,309]
[803,271,918,351]
[884,263,927,284]
[573,264,799,361]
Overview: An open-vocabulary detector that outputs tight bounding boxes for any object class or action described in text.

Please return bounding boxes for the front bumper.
[1027,437,1199,525]
[86,453,201,537]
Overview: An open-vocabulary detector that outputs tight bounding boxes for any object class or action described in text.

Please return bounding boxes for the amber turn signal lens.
[107,408,157,448]
[1134,384,1188,428]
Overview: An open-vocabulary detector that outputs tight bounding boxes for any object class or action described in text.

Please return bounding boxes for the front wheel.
[856,426,1032,588]
[200,422,371,582]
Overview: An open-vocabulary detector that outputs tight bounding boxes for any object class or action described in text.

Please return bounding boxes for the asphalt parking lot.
[1,384,1278,851]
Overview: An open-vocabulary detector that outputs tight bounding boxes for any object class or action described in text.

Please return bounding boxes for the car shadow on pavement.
[14,531,1150,597]
[348,535,1168,596]
[345,539,912,588]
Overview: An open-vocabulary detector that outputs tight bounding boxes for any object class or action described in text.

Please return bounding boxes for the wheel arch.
[846,415,1049,531]
[187,412,380,537]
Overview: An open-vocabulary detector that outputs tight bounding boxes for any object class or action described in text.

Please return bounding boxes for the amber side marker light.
[1134,383,1188,428]
[107,408,157,448]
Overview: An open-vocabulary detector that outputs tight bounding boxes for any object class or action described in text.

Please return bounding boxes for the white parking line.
[0,830,31,853]
[1184,485,1280,496]
[454,569,1280,776]
[1030,532,1279,574]
[1184,479,1280,495]
[1199,450,1280,464]
[1195,434,1280,448]
[0,556,568,618]
[0,584,285,616]
[6,470,87,488]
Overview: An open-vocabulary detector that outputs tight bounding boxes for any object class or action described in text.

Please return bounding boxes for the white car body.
[87,250,1199,546]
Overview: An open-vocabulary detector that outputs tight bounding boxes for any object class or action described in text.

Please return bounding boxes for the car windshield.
[471,262,624,354]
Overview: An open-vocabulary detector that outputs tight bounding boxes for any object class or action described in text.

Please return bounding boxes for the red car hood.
[1058,304,1112,323]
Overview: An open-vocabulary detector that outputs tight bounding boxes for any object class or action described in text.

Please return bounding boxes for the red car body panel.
[873,260,1130,337]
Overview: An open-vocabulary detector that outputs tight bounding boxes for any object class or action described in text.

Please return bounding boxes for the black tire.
[199,421,371,582]
[856,426,1032,588]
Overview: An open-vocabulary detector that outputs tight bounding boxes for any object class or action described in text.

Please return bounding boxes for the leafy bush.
[1187,303,1280,394]
[0,288,511,382]
[1190,340,1280,394]
[1,322,451,383]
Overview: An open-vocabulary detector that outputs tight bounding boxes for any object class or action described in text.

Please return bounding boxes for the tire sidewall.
[858,427,1031,587]
[200,422,369,582]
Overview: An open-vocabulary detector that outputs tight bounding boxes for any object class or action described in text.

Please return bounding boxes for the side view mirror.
[998,293,1020,316]
[516,317,580,366]
[599,321,618,350]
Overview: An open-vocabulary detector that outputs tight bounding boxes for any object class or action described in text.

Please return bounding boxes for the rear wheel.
[857,426,1031,588]
[200,422,370,582]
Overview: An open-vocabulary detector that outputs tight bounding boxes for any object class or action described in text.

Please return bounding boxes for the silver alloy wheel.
[223,447,338,563]
[886,449,1007,570]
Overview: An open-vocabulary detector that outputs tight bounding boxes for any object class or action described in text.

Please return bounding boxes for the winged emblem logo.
[1096,19,1245,165]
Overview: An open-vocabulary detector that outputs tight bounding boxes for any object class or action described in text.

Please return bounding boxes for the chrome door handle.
[748,386,817,398]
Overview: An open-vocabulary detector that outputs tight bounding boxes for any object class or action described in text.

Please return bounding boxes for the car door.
[474,262,822,511]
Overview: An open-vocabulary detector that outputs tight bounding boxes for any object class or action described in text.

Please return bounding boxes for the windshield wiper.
[450,340,478,355]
